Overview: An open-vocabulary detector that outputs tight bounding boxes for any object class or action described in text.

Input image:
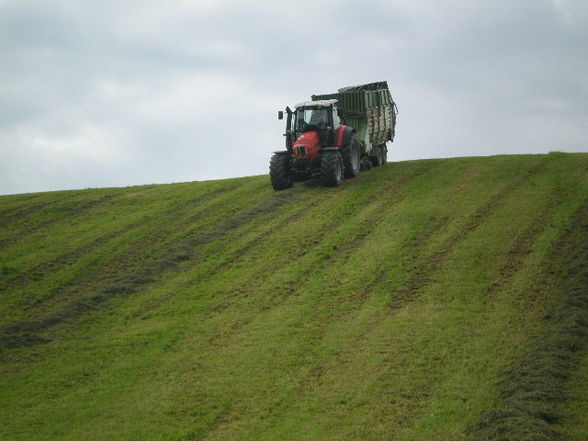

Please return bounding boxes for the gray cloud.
[1,0,587,194]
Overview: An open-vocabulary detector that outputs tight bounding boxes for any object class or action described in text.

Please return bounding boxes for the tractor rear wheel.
[320,150,344,187]
[269,153,293,190]
[343,133,361,179]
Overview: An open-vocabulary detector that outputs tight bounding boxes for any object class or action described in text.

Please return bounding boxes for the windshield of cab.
[295,107,329,133]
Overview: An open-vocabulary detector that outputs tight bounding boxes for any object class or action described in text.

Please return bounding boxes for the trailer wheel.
[381,144,388,165]
[320,150,344,187]
[343,133,361,178]
[269,153,293,190]
[370,144,386,167]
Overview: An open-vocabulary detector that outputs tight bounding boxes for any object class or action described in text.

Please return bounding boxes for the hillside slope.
[1,153,587,441]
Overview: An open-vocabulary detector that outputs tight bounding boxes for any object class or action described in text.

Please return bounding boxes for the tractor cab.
[292,99,342,148]
[294,99,341,129]
[278,99,344,152]
[295,106,329,134]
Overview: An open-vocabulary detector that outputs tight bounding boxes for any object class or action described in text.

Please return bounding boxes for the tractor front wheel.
[269,153,293,191]
[320,150,344,187]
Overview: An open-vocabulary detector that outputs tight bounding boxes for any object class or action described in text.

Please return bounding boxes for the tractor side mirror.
[278,111,284,120]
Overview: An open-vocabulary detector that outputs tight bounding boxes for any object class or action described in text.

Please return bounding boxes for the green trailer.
[312,81,398,165]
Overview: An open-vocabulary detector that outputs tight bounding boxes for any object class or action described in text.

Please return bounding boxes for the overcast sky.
[1,0,587,195]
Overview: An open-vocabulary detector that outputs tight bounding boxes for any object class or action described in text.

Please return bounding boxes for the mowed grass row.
[0,153,587,441]
[0,177,277,322]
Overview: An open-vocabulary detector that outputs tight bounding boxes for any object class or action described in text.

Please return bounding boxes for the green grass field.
[1,153,587,440]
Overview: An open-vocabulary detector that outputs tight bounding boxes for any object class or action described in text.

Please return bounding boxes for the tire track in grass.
[54,185,362,438]
[0,202,50,228]
[5,180,258,307]
[329,166,432,262]
[1,182,261,344]
[341,190,565,437]
[265,169,490,436]
[469,202,588,441]
[293,158,571,439]
[0,219,147,293]
[201,165,432,319]
[0,193,73,229]
[203,186,340,275]
[0,180,249,292]
[358,215,451,303]
[388,157,549,311]
[290,161,502,400]
[483,191,563,302]
[348,158,523,306]
[185,159,550,435]
[0,167,420,332]
[161,168,441,439]
[55,182,269,295]
[271,163,558,440]
[128,192,331,316]
[225,164,430,274]
[131,167,433,436]
[0,187,304,354]
[151,183,356,316]
[0,186,172,251]
[0,193,45,216]
[0,193,118,250]
[286,159,555,436]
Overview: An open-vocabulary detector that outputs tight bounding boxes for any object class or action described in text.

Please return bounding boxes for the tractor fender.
[272,150,290,155]
[340,126,356,148]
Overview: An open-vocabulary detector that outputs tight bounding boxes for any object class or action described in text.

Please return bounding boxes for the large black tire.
[370,144,384,167]
[320,150,344,187]
[269,153,293,190]
[381,144,388,165]
[342,133,361,179]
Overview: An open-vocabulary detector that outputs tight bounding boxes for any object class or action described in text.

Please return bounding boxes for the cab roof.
[294,99,338,109]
